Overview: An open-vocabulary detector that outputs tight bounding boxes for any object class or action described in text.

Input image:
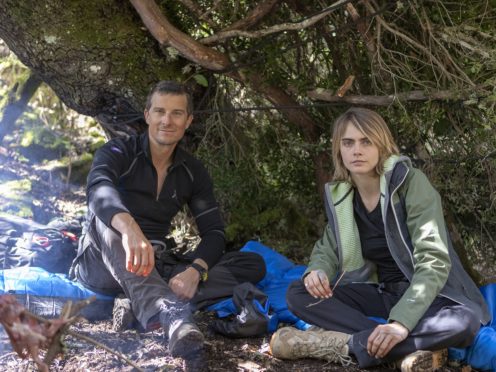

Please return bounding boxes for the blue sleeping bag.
[449,284,496,371]
[0,266,114,320]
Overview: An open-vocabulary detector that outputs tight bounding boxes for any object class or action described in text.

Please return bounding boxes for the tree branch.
[336,75,355,97]
[307,88,489,105]
[438,30,491,59]
[364,0,474,87]
[346,2,376,55]
[176,0,217,29]
[200,0,348,45]
[129,0,231,71]
[223,0,280,32]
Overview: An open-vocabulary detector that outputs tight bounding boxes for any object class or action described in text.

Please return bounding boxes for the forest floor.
[0,148,471,372]
[0,312,465,372]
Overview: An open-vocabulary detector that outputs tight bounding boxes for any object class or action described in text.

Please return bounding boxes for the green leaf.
[193,74,208,87]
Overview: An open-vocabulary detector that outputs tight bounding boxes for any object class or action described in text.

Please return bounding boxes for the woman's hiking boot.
[399,349,448,372]
[269,326,353,366]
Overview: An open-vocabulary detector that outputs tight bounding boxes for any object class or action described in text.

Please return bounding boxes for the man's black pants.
[75,218,266,330]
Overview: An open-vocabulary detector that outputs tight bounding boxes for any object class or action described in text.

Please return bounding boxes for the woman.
[270,108,489,371]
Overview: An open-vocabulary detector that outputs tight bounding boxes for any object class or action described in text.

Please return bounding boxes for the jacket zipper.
[388,167,458,303]
[387,167,414,273]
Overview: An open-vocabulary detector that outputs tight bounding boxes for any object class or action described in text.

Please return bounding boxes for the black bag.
[210,282,269,338]
[0,214,79,274]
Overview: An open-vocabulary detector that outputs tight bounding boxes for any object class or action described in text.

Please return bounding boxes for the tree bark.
[129,0,231,71]
[307,88,489,105]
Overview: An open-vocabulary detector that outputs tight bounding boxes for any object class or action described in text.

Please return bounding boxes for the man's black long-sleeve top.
[86,132,225,268]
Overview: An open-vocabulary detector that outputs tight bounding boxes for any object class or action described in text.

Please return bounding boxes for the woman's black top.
[353,190,407,283]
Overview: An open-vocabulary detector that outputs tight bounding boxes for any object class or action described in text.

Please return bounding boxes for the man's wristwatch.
[189,262,208,282]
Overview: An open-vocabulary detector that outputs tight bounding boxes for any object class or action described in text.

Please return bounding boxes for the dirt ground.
[0,311,467,372]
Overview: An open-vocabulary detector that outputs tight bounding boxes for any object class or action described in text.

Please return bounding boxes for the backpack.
[0,214,79,274]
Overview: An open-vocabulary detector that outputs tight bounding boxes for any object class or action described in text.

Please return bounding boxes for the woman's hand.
[304,270,332,299]
[367,321,409,359]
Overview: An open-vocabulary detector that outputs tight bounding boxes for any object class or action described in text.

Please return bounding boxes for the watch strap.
[190,262,208,282]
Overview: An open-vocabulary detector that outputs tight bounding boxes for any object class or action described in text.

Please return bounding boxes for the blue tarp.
[0,266,114,320]
[209,241,496,371]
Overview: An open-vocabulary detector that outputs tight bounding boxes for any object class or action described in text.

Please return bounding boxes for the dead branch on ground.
[0,295,144,372]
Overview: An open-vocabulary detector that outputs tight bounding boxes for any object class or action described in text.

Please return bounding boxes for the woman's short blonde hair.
[332,107,399,181]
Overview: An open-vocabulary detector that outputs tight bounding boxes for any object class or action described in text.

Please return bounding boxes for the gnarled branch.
[129,0,231,71]
[200,0,349,45]
[307,87,489,106]
[346,2,375,55]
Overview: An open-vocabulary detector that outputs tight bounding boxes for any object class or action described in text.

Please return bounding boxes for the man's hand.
[304,270,332,299]
[367,321,409,359]
[112,213,155,276]
[169,267,201,300]
[169,259,208,300]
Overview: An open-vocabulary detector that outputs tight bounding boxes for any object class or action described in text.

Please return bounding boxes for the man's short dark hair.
[145,80,193,115]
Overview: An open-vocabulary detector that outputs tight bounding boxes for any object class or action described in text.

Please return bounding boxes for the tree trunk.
[0,0,188,136]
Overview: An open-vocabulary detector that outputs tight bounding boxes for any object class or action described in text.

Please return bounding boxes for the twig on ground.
[65,329,145,372]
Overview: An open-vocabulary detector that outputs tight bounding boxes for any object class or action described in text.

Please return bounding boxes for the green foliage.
[0,179,33,218]
[0,45,106,219]
[376,101,496,283]
[195,81,323,255]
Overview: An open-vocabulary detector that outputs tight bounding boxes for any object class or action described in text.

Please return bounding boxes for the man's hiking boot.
[169,322,205,359]
[399,349,448,372]
[269,326,353,366]
[112,294,138,331]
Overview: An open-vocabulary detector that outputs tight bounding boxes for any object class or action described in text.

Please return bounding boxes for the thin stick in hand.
[306,270,346,307]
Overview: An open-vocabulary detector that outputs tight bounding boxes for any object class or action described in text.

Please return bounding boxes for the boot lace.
[296,336,354,366]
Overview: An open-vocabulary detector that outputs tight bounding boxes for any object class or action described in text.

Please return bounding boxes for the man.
[74,81,266,368]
